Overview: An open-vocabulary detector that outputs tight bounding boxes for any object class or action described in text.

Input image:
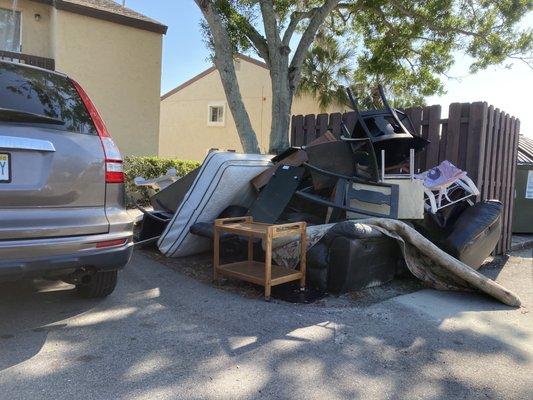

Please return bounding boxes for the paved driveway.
[0,249,531,400]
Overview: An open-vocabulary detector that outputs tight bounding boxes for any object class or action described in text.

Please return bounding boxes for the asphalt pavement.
[0,249,531,400]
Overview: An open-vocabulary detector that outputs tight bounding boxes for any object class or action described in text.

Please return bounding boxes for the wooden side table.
[213,216,307,301]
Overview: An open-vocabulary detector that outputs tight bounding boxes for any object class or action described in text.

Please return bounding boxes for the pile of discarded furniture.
[135,87,520,307]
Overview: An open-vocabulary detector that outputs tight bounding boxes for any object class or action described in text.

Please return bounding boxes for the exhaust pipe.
[63,267,95,285]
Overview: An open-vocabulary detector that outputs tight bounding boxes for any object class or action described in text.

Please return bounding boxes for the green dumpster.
[512,135,533,233]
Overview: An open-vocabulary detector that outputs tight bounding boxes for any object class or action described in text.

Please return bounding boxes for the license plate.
[0,153,11,183]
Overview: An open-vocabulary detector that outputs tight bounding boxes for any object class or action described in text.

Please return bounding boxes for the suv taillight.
[70,78,124,184]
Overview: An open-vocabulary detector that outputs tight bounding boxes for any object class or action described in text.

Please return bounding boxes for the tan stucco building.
[160,55,341,161]
[0,0,166,156]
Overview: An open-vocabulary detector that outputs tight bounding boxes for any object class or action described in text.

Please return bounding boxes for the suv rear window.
[0,62,97,134]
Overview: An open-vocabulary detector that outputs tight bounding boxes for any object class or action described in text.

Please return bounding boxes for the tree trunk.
[268,63,293,154]
[195,1,260,154]
[264,0,341,154]
[197,0,341,155]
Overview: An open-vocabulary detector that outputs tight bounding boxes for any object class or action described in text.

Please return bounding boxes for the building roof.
[31,0,167,34]
[161,54,268,100]
[518,134,533,166]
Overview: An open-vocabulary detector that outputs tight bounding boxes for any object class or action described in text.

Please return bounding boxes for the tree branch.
[289,0,345,89]
[259,0,281,58]
[282,9,316,46]
[240,20,270,63]
[388,0,484,40]
[508,55,533,69]
[215,1,270,65]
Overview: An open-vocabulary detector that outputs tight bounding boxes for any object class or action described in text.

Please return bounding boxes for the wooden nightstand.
[213,217,307,301]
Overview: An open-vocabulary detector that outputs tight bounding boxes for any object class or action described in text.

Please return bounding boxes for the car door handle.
[0,136,56,152]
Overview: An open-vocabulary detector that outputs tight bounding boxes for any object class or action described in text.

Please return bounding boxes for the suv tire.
[76,270,118,298]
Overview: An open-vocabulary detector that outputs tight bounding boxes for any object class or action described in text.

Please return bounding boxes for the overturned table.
[213,217,307,301]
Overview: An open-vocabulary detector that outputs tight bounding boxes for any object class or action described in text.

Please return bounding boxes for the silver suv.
[0,61,133,298]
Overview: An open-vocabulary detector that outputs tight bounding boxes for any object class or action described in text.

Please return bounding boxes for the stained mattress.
[158,152,272,257]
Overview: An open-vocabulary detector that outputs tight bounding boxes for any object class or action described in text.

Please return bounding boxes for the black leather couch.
[307,221,404,293]
[307,200,503,294]
[414,200,503,269]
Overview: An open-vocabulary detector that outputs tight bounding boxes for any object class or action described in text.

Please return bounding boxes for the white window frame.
[0,7,22,52]
[207,101,226,127]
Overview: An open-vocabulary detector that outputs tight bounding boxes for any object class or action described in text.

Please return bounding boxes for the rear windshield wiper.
[0,108,65,125]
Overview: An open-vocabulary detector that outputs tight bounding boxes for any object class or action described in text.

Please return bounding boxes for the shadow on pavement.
[0,251,530,399]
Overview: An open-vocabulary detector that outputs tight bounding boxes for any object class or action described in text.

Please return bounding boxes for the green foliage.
[204,1,531,108]
[123,156,199,206]
[297,34,352,111]
[201,0,258,56]
[298,0,532,109]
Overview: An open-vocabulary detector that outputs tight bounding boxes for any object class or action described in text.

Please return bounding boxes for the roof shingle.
[31,0,167,34]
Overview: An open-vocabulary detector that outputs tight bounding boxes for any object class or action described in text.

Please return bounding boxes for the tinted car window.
[0,62,97,134]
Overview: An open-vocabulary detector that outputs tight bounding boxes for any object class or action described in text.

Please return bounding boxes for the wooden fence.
[291,102,520,254]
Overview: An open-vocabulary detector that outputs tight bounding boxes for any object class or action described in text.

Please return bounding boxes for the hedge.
[124,156,200,206]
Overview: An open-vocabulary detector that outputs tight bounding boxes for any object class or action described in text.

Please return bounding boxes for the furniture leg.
[264,228,273,301]
[299,223,307,290]
[248,234,253,263]
[213,226,220,282]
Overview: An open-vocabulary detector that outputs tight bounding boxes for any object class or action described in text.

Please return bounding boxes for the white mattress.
[158,152,272,257]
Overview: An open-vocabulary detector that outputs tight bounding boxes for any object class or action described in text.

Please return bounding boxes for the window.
[0,8,21,52]
[208,102,225,126]
[0,62,97,135]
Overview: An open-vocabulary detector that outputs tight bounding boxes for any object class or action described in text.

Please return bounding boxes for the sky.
[124,0,533,136]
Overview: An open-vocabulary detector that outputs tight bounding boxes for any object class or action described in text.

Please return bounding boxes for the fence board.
[405,107,423,171]
[328,113,342,138]
[405,107,423,136]
[482,106,495,199]
[439,121,448,163]
[291,115,304,146]
[342,112,357,136]
[316,114,329,138]
[445,103,463,165]
[504,117,517,249]
[458,103,471,170]
[489,109,501,199]
[494,112,507,204]
[507,119,520,249]
[291,101,520,254]
[465,102,488,187]
[303,114,316,145]
[495,113,509,253]
[426,105,442,171]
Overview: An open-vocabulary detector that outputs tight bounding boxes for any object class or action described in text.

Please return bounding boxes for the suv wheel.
[76,270,118,298]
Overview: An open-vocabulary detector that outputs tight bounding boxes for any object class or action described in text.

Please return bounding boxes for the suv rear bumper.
[0,232,133,281]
